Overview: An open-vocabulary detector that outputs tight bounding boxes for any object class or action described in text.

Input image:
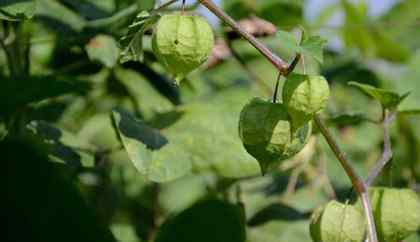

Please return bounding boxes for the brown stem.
[314,116,365,192]
[314,115,378,242]
[198,0,289,75]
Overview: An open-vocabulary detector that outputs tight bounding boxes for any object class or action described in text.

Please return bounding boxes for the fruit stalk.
[198,1,378,241]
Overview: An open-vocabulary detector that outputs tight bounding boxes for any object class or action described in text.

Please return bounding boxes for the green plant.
[2,1,420,242]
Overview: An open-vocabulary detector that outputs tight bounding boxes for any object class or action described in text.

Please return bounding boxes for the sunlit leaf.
[276,30,327,63]
[113,88,261,182]
[0,0,37,20]
[86,35,120,68]
[276,30,300,53]
[36,0,86,33]
[349,82,410,110]
[120,10,160,63]
[149,88,261,178]
[300,35,327,63]
[159,174,212,213]
[112,108,191,183]
[111,223,140,242]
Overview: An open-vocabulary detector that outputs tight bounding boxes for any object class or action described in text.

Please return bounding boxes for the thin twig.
[155,0,179,12]
[285,163,305,196]
[366,110,396,186]
[182,0,186,12]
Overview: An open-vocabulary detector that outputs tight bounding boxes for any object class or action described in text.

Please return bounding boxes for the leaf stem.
[366,110,395,186]
[196,1,378,241]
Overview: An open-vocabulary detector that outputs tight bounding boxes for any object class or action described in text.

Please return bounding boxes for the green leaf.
[150,88,261,178]
[327,113,368,127]
[120,10,160,63]
[0,75,90,119]
[379,0,420,50]
[111,223,140,242]
[300,35,327,63]
[36,0,86,33]
[248,203,308,226]
[256,0,303,28]
[341,0,375,56]
[159,174,212,213]
[276,30,300,53]
[86,35,120,68]
[248,220,311,242]
[0,0,37,20]
[26,121,95,168]
[340,0,409,62]
[112,108,191,183]
[349,82,410,110]
[113,88,261,182]
[371,28,409,62]
[276,30,327,63]
[155,200,246,242]
[59,0,114,20]
[224,0,255,20]
[138,0,155,11]
[86,4,138,29]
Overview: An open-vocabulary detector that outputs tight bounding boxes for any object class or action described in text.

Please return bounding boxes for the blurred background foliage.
[1,0,420,241]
